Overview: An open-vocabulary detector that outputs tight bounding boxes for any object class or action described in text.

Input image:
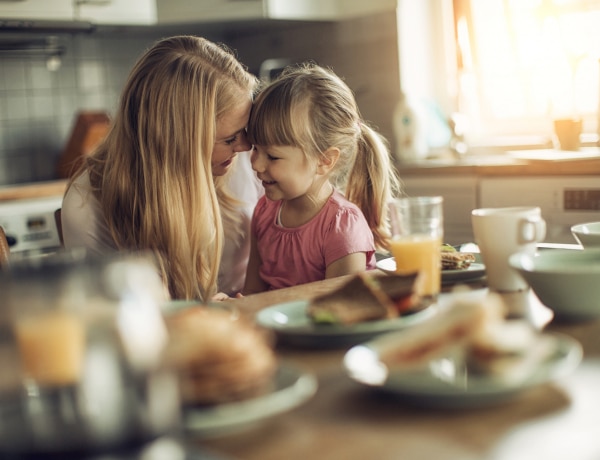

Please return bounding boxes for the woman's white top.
[61,153,262,297]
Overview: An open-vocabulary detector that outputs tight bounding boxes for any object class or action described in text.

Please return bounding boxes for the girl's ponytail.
[345,121,401,251]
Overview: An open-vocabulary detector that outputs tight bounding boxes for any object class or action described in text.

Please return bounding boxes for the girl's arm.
[325,252,367,279]
[242,233,268,294]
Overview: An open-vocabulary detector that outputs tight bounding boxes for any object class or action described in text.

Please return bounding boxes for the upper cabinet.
[75,0,156,25]
[0,0,74,20]
[156,0,397,23]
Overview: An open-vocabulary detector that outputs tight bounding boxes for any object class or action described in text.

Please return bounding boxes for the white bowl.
[509,249,600,320]
[571,222,600,248]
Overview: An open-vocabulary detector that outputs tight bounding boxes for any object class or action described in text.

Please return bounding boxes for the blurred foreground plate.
[376,257,486,284]
[255,300,436,348]
[343,332,582,409]
[184,364,317,438]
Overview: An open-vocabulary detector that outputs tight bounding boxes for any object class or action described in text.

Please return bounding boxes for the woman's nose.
[234,130,252,153]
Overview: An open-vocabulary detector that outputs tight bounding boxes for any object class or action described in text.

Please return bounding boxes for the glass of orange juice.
[389,196,444,300]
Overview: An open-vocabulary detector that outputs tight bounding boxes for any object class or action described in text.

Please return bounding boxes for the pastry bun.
[165,306,277,405]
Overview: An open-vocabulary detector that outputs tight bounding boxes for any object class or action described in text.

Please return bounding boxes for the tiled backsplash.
[0,12,399,186]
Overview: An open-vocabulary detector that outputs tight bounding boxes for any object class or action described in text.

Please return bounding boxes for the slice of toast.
[307,272,419,325]
[441,252,476,270]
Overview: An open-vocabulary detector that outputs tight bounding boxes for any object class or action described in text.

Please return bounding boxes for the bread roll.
[165,307,277,405]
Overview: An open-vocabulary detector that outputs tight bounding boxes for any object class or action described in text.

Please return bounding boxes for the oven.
[0,196,64,257]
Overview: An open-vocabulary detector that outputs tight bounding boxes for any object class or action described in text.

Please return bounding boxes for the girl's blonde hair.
[75,35,258,300]
[247,63,401,250]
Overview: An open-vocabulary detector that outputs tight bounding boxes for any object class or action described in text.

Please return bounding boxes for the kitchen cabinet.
[479,176,600,244]
[0,0,73,20]
[156,0,397,24]
[75,0,156,25]
[400,175,478,245]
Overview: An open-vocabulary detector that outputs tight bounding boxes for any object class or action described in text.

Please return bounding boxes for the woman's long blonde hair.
[247,63,401,250]
[74,36,257,300]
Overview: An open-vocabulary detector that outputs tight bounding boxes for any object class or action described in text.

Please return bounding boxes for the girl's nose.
[234,130,252,153]
[250,147,264,172]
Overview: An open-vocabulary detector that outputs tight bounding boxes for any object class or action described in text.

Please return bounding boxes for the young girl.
[243,63,401,293]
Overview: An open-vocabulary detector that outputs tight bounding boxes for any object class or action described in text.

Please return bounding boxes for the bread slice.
[376,297,490,370]
[307,272,419,325]
[441,251,476,270]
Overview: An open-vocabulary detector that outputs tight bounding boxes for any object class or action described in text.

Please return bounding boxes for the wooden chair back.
[0,226,10,270]
[55,208,64,246]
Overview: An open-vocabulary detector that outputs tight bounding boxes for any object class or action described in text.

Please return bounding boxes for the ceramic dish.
[376,257,486,284]
[509,249,600,320]
[255,300,436,348]
[571,221,600,248]
[343,332,582,409]
[184,364,317,438]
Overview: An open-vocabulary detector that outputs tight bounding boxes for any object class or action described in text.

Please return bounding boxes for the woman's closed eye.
[224,135,238,145]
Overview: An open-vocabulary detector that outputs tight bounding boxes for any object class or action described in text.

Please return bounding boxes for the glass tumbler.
[389,196,444,301]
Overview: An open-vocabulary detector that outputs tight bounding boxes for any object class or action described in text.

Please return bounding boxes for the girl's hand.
[211,292,230,301]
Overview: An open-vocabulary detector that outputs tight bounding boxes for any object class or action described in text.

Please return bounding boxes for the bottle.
[393,93,426,163]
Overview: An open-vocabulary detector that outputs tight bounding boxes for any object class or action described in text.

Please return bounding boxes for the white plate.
[184,364,317,437]
[376,257,486,284]
[255,300,436,348]
[343,333,582,408]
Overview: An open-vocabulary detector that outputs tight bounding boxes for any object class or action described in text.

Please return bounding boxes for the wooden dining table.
[193,273,600,460]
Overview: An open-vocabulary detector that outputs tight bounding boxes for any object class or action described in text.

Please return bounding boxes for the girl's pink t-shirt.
[252,190,376,290]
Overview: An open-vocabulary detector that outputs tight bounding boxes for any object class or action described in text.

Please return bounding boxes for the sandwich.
[441,251,476,270]
[307,272,420,325]
[440,244,476,270]
[376,293,494,369]
[372,293,558,383]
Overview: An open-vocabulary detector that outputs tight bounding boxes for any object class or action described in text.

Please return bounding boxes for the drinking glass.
[389,196,444,300]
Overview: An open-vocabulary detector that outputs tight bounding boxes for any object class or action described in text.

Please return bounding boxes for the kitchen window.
[452,0,600,146]
[397,0,600,154]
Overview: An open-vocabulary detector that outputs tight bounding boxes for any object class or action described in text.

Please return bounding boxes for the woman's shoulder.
[64,170,93,203]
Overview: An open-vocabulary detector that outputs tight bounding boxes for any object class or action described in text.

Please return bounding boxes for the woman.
[61,36,260,301]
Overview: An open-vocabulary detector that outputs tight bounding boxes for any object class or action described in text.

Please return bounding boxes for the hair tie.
[355,120,362,134]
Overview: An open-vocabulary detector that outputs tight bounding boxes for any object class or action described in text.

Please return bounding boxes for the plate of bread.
[343,292,582,408]
[256,272,436,348]
[377,252,485,284]
[164,305,317,436]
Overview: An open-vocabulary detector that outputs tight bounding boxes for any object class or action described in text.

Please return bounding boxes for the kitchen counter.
[0,180,68,202]
[399,149,600,176]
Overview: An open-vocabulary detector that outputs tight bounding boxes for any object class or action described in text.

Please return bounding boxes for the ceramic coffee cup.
[471,206,546,292]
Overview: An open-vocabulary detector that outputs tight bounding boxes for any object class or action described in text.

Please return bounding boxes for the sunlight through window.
[454,0,600,144]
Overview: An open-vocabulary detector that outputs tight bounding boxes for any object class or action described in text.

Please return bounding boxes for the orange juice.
[15,310,86,386]
[390,234,442,297]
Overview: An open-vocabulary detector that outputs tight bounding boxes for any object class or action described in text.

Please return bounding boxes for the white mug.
[471,207,546,292]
